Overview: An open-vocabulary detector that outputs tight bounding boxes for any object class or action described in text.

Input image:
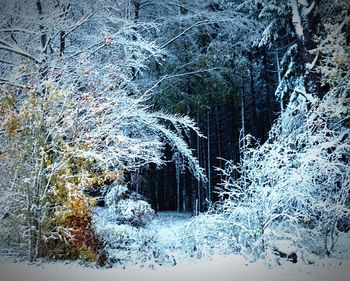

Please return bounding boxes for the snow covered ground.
[146,211,192,259]
[92,208,194,266]
[1,254,350,281]
[1,211,350,281]
[147,211,192,244]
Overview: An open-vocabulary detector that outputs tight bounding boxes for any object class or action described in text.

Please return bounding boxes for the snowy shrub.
[213,89,350,261]
[105,185,129,210]
[0,0,206,262]
[181,211,239,259]
[0,77,205,262]
[92,207,172,266]
[105,184,155,227]
[115,199,155,227]
[47,182,102,262]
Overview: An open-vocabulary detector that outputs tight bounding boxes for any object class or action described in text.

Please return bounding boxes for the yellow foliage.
[48,178,100,261]
[79,245,98,262]
[3,113,21,135]
[45,81,53,89]
[46,139,122,262]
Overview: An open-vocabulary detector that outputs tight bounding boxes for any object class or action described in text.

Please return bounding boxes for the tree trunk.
[207,109,211,203]
[275,48,283,112]
[215,107,222,180]
[240,70,247,190]
[176,159,180,212]
[291,0,324,99]
[196,111,201,213]
[36,0,48,79]
[249,51,258,138]
[131,1,141,79]
[182,173,186,212]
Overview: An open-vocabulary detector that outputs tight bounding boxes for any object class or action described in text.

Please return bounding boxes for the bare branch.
[64,12,96,39]
[0,28,39,35]
[0,43,40,63]
[0,58,15,65]
[160,20,215,50]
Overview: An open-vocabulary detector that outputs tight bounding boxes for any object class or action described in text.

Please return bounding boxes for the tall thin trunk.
[207,109,211,203]
[36,0,46,51]
[176,160,180,213]
[189,130,196,214]
[59,31,65,55]
[275,49,283,112]
[201,132,206,207]
[182,173,186,212]
[36,0,48,79]
[241,72,246,150]
[127,0,131,19]
[240,70,247,190]
[291,0,324,99]
[263,47,272,132]
[59,3,70,56]
[215,107,222,180]
[131,1,141,79]
[27,202,34,262]
[196,111,201,213]
[249,52,258,138]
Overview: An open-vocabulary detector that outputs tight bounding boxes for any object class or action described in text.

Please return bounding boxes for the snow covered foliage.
[181,211,239,259]
[92,184,156,264]
[188,11,350,259]
[209,89,350,261]
[1,0,348,268]
[0,75,205,262]
[105,185,130,208]
[105,184,154,227]
[92,207,174,266]
[184,0,350,263]
[115,199,154,227]
[0,0,206,262]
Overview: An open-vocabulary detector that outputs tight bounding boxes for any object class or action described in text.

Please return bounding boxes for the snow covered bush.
[0,84,85,261]
[181,211,239,259]
[213,86,350,261]
[46,182,102,262]
[92,207,172,267]
[105,184,154,227]
[114,199,155,227]
[105,185,129,208]
[199,10,350,263]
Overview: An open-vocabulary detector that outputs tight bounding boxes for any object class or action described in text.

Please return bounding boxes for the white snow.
[146,211,192,261]
[2,211,350,281]
[92,208,193,265]
[146,211,192,246]
[1,254,350,281]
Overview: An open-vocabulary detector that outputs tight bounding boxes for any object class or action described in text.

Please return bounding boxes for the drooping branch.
[0,28,39,35]
[160,20,215,50]
[0,43,40,63]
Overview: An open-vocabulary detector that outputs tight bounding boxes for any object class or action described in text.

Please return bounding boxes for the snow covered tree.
[0,0,206,262]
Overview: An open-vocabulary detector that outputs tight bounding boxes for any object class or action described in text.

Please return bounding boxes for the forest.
[0,0,349,278]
